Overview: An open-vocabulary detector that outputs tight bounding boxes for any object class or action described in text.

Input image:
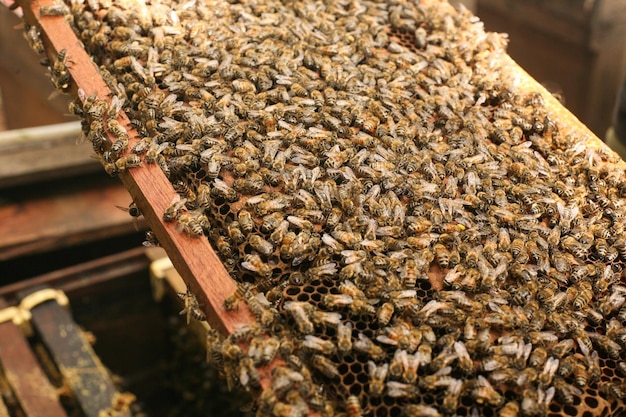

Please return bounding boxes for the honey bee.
[272,401,307,417]
[224,284,248,312]
[386,381,419,399]
[336,321,353,355]
[238,356,261,390]
[248,234,274,256]
[498,401,520,417]
[261,337,280,365]
[454,341,474,374]
[572,281,593,310]
[177,288,206,324]
[312,310,341,328]
[116,202,141,219]
[353,333,385,361]
[402,351,420,384]
[402,404,442,417]
[322,293,353,309]
[345,395,363,417]
[142,231,160,247]
[225,221,245,244]
[442,379,464,415]
[40,2,70,16]
[528,346,548,367]
[538,357,559,385]
[433,243,450,269]
[105,154,141,175]
[377,302,395,326]
[271,366,304,396]
[366,361,388,397]
[105,113,127,137]
[163,196,187,223]
[550,338,576,359]
[553,377,582,405]
[471,375,504,407]
[25,25,45,55]
[311,354,340,379]
[283,301,314,334]
[260,212,284,233]
[303,335,337,356]
[241,253,273,279]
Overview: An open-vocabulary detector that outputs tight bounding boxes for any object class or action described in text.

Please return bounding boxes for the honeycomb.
[26,0,626,415]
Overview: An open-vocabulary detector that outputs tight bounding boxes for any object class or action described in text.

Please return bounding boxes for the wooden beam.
[0,246,150,299]
[14,0,256,338]
[0,175,144,261]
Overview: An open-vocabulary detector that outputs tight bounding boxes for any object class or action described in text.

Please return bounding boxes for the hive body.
[33,0,626,415]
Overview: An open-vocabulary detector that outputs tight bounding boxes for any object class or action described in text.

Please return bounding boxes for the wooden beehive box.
[477,0,626,138]
[9,0,626,416]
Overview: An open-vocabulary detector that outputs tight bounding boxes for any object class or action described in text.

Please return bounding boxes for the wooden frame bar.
[14,0,256,337]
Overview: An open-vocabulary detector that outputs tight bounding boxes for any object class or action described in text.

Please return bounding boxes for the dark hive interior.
[26,0,626,415]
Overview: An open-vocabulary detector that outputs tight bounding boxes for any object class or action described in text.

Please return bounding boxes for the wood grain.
[0,176,141,261]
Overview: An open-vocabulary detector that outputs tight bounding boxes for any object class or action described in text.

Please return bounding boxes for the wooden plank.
[0,175,144,261]
[0,299,68,417]
[0,140,101,187]
[17,287,130,417]
[0,246,150,299]
[14,0,255,337]
[0,121,101,187]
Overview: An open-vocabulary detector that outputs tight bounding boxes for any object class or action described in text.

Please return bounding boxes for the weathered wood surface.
[0,246,150,298]
[18,287,132,417]
[0,298,68,417]
[0,175,143,261]
[0,121,101,187]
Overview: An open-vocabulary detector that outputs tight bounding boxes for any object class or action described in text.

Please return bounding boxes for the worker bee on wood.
[104,154,141,176]
[40,2,70,16]
[24,25,45,55]
[177,288,206,324]
[163,196,187,223]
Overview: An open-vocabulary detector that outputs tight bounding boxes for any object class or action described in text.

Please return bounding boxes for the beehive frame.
[10,0,626,416]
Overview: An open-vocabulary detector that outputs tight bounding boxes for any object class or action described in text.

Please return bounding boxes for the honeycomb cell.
[389,405,402,417]
[342,373,355,386]
[296,293,310,302]
[564,405,578,416]
[383,396,396,406]
[349,384,363,396]
[285,287,299,297]
[356,372,368,385]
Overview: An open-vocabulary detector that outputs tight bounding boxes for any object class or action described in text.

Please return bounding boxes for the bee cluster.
[26,0,626,415]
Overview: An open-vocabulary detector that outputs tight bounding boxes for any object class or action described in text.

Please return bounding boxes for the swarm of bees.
[25,0,626,416]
